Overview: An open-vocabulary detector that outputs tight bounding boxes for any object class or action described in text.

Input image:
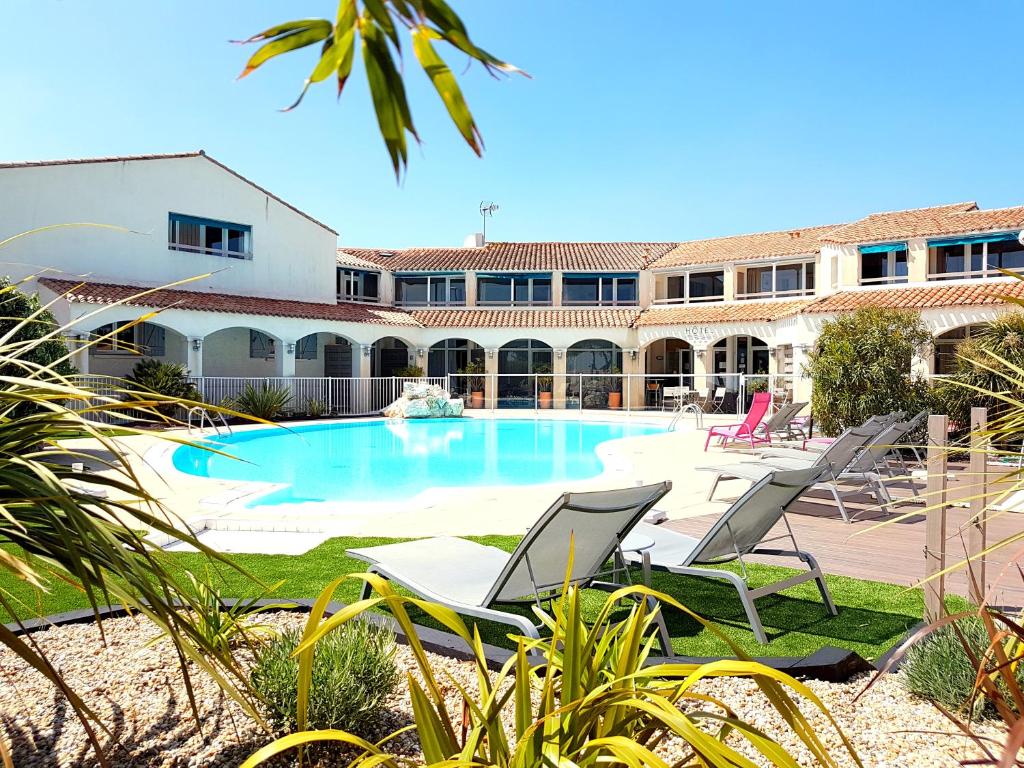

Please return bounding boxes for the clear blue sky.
[3,2,1023,248]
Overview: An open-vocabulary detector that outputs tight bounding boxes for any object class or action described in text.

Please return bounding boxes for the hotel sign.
[679,325,715,343]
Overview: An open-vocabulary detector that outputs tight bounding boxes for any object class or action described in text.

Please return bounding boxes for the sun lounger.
[623,465,837,644]
[698,425,878,522]
[347,482,674,653]
[704,391,772,451]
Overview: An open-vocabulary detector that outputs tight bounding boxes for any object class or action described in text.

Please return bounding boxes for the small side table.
[619,532,655,586]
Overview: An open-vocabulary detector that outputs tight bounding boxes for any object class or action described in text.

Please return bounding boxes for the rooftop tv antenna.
[479,201,499,243]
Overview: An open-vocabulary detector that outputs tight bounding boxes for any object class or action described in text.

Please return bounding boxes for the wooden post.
[967,407,988,606]
[924,414,949,622]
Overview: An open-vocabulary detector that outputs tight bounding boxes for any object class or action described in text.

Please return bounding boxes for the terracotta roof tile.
[636,300,813,326]
[0,151,337,234]
[411,308,640,329]
[349,242,675,272]
[803,281,1024,314]
[651,226,839,269]
[38,278,419,327]
[819,202,1024,245]
[336,248,387,269]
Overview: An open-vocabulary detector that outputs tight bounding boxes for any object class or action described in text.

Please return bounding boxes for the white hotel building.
[1,151,1023,410]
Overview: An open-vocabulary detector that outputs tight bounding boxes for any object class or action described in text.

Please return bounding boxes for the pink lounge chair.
[703,391,772,451]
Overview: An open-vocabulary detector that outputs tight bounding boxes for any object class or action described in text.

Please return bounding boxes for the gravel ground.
[0,612,1007,767]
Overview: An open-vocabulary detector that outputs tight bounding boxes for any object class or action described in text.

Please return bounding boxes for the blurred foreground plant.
[243,565,860,767]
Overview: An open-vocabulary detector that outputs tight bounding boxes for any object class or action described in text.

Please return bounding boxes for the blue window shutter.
[296,334,318,360]
[250,330,274,359]
[140,323,165,356]
[927,232,1020,248]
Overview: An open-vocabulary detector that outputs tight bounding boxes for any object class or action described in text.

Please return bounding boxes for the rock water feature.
[382,381,465,419]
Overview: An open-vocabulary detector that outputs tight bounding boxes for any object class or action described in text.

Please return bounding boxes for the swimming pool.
[172,418,665,505]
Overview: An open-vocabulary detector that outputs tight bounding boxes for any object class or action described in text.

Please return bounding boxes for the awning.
[563,272,639,279]
[858,242,907,254]
[927,232,1021,248]
[475,272,552,279]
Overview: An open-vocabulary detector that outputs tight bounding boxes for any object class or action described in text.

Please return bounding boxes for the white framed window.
[168,213,252,259]
[561,274,639,306]
[859,243,908,285]
[476,274,553,306]
[337,268,380,303]
[295,334,318,360]
[737,260,815,299]
[655,269,724,304]
[394,274,466,307]
[928,234,1024,281]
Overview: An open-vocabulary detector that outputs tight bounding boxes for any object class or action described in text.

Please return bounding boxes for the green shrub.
[124,358,200,416]
[936,313,1024,434]
[250,622,399,733]
[395,365,425,377]
[902,617,1024,719]
[304,397,327,417]
[804,306,935,436]
[232,382,292,420]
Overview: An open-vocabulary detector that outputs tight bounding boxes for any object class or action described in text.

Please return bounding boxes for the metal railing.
[62,372,812,423]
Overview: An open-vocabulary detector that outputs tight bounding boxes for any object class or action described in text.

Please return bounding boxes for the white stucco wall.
[0,155,338,303]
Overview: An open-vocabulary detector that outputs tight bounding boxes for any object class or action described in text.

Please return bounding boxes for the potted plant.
[459,360,486,408]
[607,366,623,409]
[534,363,553,408]
[395,365,425,378]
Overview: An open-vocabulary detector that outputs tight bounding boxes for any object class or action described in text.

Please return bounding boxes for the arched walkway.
[498,338,552,408]
[934,324,987,375]
[371,336,412,377]
[428,337,484,378]
[711,335,770,385]
[202,326,281,378]
[86,320,187,378]
[567,339,623,410]
[293,331,357,378]
[642,337,694,408]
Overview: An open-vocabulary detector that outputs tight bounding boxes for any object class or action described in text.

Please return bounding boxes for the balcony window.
[168,213,251,259]
[738,261,815,299]
[394,274,465,307]
[477,273,552,306]
[562,274,639,306]
[656,270,724,303]
[859,243,908,285]
[928,233,1024,280]
[337,268,380,303]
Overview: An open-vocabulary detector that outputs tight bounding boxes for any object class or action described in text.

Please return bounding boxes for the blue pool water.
[172,418,665,505]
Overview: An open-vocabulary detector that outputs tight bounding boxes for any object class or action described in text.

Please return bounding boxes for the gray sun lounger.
[347,481,673,654]
[623,465,836,644]
[697,425,878,522]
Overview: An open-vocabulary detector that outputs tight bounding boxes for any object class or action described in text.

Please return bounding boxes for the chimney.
[463,232,485,248]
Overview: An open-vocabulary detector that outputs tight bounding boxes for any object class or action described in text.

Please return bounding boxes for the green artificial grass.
[1,536,966,662]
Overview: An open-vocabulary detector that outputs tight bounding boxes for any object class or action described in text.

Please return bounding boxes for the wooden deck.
[663,468,1024,608]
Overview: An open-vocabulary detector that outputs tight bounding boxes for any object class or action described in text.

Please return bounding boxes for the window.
[737,261,815,299]
[567,339,623,374]
[168,213,251,259]
[859,244,908,285]
[476,274,553,306]
[562,274,639,306]
[656,270,724,303]
[428,338,484,377]
[249,330,275,359]
[295,334,318,360]
[336,268,380,303]
[394,274,466,307]
[92,322,165,356]
[929,234,1024,280]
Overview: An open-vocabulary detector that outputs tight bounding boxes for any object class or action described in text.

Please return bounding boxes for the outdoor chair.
[622,465,836,644]
[347,482,674,655]
[703,391,772,451]
[758,418,921,519]
[711,386,727,413]
[698,424,878,522]
[797,412,903,452]
[662,386,682,411]
[753,401,806,443]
